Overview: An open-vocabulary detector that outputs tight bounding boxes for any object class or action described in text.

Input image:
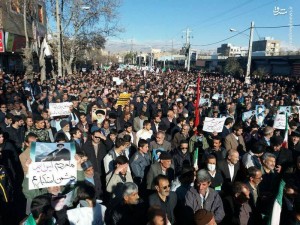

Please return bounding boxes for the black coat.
[82,140,108,176]
[172,149,192,176]
[149,192,177,225]
[105,201,147,225]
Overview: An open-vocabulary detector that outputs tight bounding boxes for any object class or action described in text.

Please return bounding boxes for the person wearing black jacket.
[105,182,147,225]
[269,136,293,173]
[172,140,192,176]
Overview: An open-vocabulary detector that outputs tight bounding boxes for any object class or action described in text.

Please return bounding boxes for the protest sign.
[200,98,210,106]
[255,105,265,127]
[273,114,287,130]
[242,110,255,122]
[212,93,224,100]
[49,102,72,117]
[203,117,226,133]
[279,106,291,116]
[28,142,77,190]
[116,93,131,106]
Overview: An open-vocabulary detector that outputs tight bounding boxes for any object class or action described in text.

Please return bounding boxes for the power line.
[191,24,300,47]
[192,28,250,47]
[256,24,300,29]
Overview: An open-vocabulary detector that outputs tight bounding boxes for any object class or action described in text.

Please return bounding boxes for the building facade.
[0,0,47,73]
[252,38,280,56]
[217,43,242,57]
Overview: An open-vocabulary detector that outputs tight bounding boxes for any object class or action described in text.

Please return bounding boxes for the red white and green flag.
[282,113,289,149]
[268,180,286,225]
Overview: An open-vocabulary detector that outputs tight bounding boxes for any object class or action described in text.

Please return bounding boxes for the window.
[38,5,44,24]
[11,0,21,13]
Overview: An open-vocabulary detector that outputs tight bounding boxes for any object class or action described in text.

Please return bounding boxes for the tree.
[224,57,244,77]
[48,0,122,75]
[124,52,136,64]
[22,0,48,81]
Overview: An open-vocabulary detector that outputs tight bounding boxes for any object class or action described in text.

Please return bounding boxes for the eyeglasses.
[162,185,170,190]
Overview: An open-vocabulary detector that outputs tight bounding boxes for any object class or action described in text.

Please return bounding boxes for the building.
[0,0,47,73]
[252,37,280,56]
[217,43,242,57]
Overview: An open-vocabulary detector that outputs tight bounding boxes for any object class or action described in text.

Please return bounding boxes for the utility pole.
[56,0,62,77]
[183,28,192,72]
[246,21,254,79]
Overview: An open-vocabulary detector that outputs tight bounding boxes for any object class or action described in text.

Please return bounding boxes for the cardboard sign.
[116,93,131,106]
[273,114,287,130]
[49,102,72,117]
[203,117,226,133]
[28,142,77,190]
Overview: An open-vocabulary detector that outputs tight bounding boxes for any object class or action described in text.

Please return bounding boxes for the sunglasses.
[162,185,170,190]
[93,136,101,139]
[181,147,188,150]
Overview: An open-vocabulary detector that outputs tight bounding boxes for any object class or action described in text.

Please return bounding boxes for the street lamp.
[230,21,254,80]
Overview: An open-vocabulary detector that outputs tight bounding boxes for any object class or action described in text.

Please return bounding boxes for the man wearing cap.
[42,143,71,161]
[54,120,71,141]
[81,160,102,200]
[146,151,175,190]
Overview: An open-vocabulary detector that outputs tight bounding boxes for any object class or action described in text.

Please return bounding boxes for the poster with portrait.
[91,106,106,124]
[242,110,255,122]
[279,106,291,116]
[28,142,77,190]
[152,148,165,163]
[255,105,265,127]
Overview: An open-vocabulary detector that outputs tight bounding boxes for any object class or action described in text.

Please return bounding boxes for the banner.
[0,30,4,53]
[203,117,226,133]
[242,110,255,122]
[28,142,77,190]
[116,93,131,106]
[49,102,72,117]
[273,114,286,130]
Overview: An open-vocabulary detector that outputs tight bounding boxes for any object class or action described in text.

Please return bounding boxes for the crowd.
[0,69,300,225]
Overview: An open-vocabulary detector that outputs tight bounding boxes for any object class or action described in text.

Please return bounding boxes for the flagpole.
[194,76,201,134]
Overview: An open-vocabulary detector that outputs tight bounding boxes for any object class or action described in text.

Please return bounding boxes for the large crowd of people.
[0,69,300,225]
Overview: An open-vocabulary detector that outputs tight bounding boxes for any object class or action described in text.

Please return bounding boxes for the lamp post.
[56,0,62,77]
[230,21,254,80]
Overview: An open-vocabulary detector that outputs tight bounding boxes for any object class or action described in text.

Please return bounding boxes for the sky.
[106,0,300,53]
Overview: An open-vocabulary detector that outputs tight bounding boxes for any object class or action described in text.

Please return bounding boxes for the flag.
[193,148,198,169]
[282,113,288,149]
[194,77,201,132]
[268,180,286,225]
